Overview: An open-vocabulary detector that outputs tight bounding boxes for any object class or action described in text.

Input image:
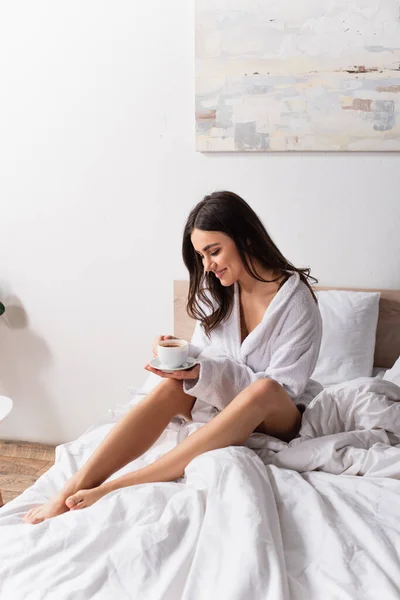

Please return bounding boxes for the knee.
[249,378,281,398]
[154,378,195,419]
[244,378,282,410]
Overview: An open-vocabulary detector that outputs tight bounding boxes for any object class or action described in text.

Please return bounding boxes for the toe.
[24,509,43,525]
[24,510,33,522]
[24,509,37,524]
[66,491,88,509]
[70,495,87,510]
[70,498,86,510]
[65,493,81,508]
[31,514,44,525]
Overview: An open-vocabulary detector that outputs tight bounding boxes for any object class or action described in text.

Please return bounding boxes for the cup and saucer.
[149,357,198,373]
[150,338,198,372]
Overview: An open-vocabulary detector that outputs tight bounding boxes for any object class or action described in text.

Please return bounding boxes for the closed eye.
[197,249,220,259]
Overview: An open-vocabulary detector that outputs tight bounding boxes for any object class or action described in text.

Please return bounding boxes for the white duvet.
[1,377,400,600]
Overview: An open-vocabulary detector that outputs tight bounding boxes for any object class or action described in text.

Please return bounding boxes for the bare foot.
[24,474,84,524]
[65,486,109,510]
[24,497,70,525]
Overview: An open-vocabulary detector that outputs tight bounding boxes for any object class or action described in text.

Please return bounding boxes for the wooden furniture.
[174,281,400,369]
[0,441,55,507]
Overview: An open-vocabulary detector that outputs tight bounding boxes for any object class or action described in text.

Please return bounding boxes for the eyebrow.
[196,243,220,254]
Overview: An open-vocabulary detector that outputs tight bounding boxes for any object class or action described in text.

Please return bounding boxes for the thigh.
[253,379,302,443]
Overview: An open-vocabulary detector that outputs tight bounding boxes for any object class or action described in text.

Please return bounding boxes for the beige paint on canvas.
[196,0,400,151]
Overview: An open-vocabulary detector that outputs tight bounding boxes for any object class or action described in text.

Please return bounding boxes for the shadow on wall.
[0,294,59,442]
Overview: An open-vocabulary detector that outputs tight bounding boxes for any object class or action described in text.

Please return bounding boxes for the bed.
[0,281,400,600]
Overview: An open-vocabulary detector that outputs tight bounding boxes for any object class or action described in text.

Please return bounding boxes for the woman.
[25,191,322,524]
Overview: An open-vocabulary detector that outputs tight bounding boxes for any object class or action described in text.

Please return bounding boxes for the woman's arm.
[183,304,322,411]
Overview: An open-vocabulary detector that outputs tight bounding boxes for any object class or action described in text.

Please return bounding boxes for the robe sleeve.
[187,320,210,359]
[184,299,322,411]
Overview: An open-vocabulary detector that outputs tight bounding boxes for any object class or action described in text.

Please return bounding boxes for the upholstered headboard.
[173,281,400,369]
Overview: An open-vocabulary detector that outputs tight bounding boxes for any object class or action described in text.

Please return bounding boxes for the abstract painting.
[195,1,400,151]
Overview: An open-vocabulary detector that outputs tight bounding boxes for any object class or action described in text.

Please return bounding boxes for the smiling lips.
[215,268,227,279]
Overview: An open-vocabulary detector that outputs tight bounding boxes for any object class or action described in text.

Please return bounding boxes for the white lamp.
[0,395,13,507]
[0,304,13,424]
[0,396,13,424]
[0,303,12,423]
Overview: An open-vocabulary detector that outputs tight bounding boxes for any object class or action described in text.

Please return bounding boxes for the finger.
[145,365,166,377]
[146,365,184,379]
[146,365,175,377]
[167,371,185,379]
[154,370,175,378]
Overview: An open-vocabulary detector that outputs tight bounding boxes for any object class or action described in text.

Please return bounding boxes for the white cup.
[157,339,189,368]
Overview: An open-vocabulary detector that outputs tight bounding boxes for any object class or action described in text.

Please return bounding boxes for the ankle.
[60,473,89,498]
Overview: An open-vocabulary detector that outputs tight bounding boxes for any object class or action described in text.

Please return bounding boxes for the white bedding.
[1,377,400,600]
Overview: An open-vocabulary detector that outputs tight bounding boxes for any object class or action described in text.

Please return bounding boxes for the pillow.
[383,355,400,387]
[312,290,380,386]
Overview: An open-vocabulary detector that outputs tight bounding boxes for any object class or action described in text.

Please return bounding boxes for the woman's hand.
[144,363,200,380]
[152,335,177,357]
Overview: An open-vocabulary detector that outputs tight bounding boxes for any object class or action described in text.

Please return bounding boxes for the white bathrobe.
[183,272,323,420]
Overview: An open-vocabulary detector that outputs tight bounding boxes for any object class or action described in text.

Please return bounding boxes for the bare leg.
[24,379,195,524]
[67,378,301,510]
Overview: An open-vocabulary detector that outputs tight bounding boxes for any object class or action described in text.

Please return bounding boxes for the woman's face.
[190,228,245,286]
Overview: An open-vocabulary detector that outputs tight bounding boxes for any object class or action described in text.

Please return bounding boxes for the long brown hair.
[182,191,318,336]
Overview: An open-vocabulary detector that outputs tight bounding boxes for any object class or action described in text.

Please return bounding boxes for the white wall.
[0,1,399,445]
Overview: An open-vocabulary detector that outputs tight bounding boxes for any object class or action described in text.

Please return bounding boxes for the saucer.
[149,357,198,373]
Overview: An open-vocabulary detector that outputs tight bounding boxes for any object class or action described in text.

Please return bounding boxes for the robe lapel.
[237,273,300,361]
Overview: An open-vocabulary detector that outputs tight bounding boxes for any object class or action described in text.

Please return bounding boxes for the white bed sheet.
[1,377,400,600]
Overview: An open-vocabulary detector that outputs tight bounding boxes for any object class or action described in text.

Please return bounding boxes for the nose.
[203,256,216,273]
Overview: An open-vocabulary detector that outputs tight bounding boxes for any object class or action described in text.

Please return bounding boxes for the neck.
[237,262,279,295]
